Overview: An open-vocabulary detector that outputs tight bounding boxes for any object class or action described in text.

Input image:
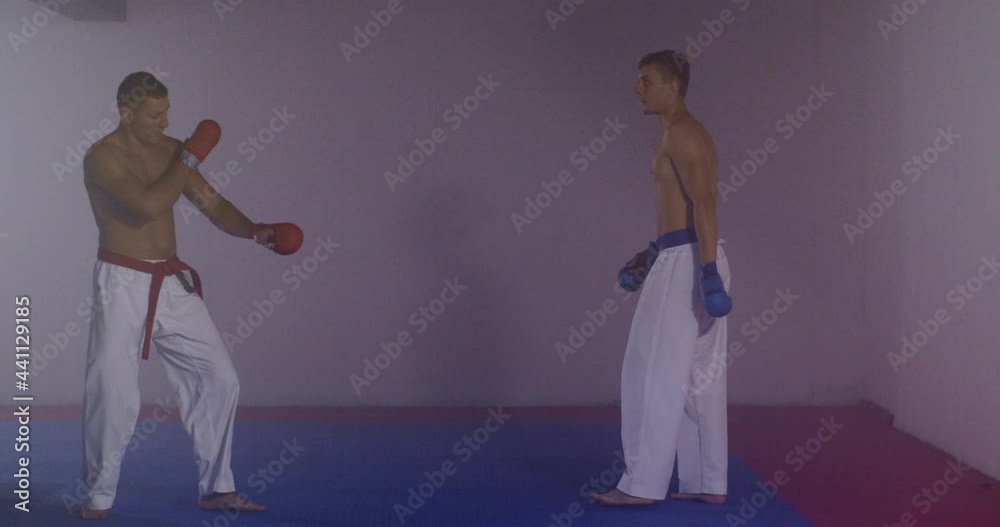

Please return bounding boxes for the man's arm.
[84,144,191,222]
[669,124,719,265]
[182,166,257,239]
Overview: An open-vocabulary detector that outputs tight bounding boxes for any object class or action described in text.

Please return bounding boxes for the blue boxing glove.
[700,262,732,317]
[617,266,642,292]
[617,242,659,292]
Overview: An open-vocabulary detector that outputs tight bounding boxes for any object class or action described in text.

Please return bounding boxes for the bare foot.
[198,492,267,512]
[80,507,110,520]
[670,492,727,504]
[590,488,656,507]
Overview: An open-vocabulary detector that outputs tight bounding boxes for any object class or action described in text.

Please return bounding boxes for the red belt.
[97,247,203,360]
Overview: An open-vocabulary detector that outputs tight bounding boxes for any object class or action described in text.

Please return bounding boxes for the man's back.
[652,115,718,236]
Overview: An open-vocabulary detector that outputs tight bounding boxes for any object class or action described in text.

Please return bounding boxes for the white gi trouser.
[617,240,731,500]
[81,253,240,510]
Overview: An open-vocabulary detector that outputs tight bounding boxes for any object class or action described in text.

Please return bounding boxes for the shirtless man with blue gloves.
[593,50,734,507]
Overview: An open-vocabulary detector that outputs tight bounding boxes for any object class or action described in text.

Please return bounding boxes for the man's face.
[123,96,169,144]
[634,65,676,114]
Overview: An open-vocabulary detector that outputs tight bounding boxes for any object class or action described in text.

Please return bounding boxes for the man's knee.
[214,367,240,397]
[85,364,140,401]
[205,340,240,393]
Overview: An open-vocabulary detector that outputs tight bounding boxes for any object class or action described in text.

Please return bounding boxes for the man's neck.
[115,127,157,151]
[659,104,689,129]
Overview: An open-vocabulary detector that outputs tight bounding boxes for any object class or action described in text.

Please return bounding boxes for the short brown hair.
[116,71,167,110]
[638,50,690,97]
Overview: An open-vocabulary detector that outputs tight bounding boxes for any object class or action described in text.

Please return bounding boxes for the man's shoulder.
[87,134,114,153]
[84,136,131,180]
[668,117,713,150]
[160,136,183,158]
[87,136,180,163]
[84,138,117,174]
[672,115,710,136]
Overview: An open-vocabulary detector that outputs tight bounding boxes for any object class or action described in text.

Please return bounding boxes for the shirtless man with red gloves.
[79,71,301,520]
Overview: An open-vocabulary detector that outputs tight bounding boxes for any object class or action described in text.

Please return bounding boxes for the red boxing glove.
[250,222,303,256]
[183,120,222,163]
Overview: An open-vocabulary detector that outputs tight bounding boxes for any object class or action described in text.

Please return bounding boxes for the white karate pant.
[81,259,240,510]
[617,242,731,500]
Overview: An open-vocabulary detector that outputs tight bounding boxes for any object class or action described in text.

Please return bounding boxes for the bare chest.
[651,147,682,193]
[123,145,174,184]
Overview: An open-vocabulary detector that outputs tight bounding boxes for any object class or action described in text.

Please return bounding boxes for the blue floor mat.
[0,420,813,526]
